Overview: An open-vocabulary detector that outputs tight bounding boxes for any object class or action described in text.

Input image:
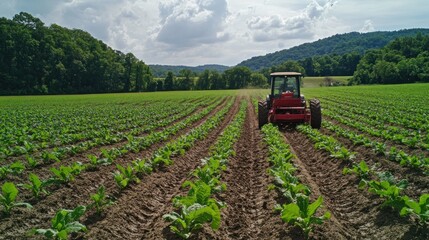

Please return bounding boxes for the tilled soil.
[320,122,429,198]
[282,127,428,240]
[0,97,231,240]
[208,99,287,240]
[82,97,241,239]
[2,100,428,240]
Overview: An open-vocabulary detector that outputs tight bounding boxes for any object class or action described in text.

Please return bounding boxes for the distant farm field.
[0,84,428,239]
[302,76,350,88]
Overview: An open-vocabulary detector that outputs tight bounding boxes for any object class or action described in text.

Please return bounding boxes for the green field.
[302,76,351,88]
[1,83,428,239]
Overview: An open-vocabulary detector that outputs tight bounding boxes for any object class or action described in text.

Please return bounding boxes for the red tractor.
[258,72,321,129]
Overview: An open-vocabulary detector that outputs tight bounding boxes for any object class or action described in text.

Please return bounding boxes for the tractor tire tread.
[310,99,322,129]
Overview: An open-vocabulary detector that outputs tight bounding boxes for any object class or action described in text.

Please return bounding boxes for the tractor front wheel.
[258,100,268,129]
[310,99,321,129]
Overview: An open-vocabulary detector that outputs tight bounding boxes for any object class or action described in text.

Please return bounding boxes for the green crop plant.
[0,182,32,216]
[366,179,408,211]
[400,194,429,224]
[163,202,221,239]
[113,164,140,190]
[49,163,84,184]
[20,173,50,199]
[330,146,356,161]
[26,155,39,168]
[32,205,87,239]
[88,186,113,214]
[41,150,61,163]
[343,160,372,187]
[0,161,26,179]
[165,180,223,239]
[280,195,330,239]
[151,148,173,168]
[132,159,153,175]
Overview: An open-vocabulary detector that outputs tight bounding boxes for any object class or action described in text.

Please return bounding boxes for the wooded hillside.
[238,29,429,70]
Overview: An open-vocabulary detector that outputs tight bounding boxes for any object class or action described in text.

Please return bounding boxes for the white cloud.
[154,0,230,48]
[360,20,375,33]
[246,0,338,42]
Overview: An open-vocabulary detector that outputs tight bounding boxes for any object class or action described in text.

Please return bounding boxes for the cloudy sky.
[1,0,428,66]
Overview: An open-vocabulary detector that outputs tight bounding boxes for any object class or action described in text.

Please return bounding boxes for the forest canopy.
[0,12,151,95]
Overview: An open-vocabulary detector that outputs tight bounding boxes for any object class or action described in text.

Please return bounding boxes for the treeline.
[350,33,429,84]
[0,12,153,95]
[151,67,267,91]
[259,52,362,79]
[0,13,266,95]
[150,64,230,78]
[258,33,429,85]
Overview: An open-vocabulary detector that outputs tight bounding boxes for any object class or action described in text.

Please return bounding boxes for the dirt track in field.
[207,99,288,240]
[282,126,428,240]
[0,97,230,240]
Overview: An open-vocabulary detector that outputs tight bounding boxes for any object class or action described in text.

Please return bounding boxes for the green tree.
[223,66,252,89]
[164,71,174,91]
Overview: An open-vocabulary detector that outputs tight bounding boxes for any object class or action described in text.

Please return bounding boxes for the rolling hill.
[237,29,429,70]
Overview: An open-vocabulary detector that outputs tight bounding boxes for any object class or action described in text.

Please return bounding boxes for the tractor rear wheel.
[258,100,268,129]
[310,99,321,129]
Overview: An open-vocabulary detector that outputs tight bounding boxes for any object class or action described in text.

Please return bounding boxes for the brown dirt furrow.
[208,99,285,240]
[281,128,418,240]
[82,97,241,239]
[0,97,231,240]
[319,124,429,198]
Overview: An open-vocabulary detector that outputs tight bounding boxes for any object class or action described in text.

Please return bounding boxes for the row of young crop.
[0,96,213,158]
[320,95,429,131]
[321,120,429,174]
[163,100,247,239]
[297,124,429,226]
[0,97,236,239]
[0,97,223,183]
[261,124,330,239]
[321,98,429,149]
[322,107,429,150]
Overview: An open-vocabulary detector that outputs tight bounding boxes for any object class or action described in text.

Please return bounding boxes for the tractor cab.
[270,72,301,99]
[258,72,322,129]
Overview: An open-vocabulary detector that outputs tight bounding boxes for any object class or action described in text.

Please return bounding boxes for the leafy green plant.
[343,160,372,187]
[0,182,32,215]
[50,166,75,184]
[163,202,221,239]
[280,195,331,239]
[192,163,226,193]
[21,173,50,199]
[32,205,87,239]
[367,179,408,211]
[113,164,140,190]
[331,147,356,161]
[151,148,173,168]
[41,151,61,163]
[165,180,222,239]
[132,159,152,175]
[0,161,26,179]
[88,186,113,214]
[26,155,39,168]
[11,161,26,173]
[400,194,429,224]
